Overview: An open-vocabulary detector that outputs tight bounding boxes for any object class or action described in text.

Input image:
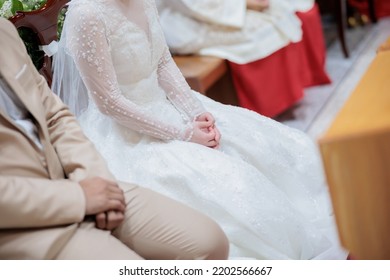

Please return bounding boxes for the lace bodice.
[56,0,206,141]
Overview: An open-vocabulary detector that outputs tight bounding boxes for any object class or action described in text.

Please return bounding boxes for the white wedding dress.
[52,0,347,259]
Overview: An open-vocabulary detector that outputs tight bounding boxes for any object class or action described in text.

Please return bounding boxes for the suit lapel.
[1,69,46,129]
[0,68,60,178]
[0,70,36,141]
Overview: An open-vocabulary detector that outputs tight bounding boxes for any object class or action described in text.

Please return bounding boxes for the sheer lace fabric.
[53,0,205,141]
[52,0,347,259]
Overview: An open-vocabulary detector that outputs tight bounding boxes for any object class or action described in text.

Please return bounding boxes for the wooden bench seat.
[173,55,238,106]
[318,50,390,259]
[173,55,227,94]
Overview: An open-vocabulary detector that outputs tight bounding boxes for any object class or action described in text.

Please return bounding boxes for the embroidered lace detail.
[157,47,206,122]
[61,0,206,140]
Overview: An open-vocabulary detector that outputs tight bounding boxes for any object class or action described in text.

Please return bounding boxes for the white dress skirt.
[52,0,347,259]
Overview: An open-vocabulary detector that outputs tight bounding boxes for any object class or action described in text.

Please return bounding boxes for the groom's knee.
[200,222,229,260]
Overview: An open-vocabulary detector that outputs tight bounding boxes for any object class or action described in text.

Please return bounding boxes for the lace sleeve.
[65,5,193,141]
[157,45,206,122]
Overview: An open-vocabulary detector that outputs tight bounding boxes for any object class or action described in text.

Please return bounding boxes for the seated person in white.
[286,0,315,12]
[52,0,347,259]
[155,0,304,64]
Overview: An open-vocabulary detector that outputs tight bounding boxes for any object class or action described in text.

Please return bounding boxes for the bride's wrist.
[181,122,194,142]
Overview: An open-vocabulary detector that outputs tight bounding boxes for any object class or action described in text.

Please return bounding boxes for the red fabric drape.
[348,0,390,19]
[376,0,390,18]
[229,4,330,117]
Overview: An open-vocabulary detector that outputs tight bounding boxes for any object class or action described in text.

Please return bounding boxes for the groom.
[0,17,229,260]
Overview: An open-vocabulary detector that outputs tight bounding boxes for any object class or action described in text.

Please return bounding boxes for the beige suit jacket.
[0,18,116,259]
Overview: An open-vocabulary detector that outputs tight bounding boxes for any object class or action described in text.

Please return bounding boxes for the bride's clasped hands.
[191,112,221,149]
[246,0,269,11]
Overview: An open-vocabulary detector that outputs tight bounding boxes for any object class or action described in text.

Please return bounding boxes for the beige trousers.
[55,183,229,260]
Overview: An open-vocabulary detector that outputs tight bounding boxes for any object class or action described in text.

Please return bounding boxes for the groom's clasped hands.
[190,112,221,149]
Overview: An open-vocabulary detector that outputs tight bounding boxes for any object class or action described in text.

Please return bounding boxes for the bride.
[52,0,347,259]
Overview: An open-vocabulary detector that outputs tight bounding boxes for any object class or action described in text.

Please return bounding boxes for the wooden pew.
[318,50,390,259]
[173,55,239,106]
[9,0,69,86]
[173,55,227,93]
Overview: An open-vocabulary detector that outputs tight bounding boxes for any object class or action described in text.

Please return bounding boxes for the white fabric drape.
[156,0,306,63]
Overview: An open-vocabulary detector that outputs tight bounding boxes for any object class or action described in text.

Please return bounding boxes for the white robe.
[156,0,313,64]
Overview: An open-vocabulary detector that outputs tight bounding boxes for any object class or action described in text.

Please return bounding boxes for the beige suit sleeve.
[0,177,85,228]
[40,83,116,182]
